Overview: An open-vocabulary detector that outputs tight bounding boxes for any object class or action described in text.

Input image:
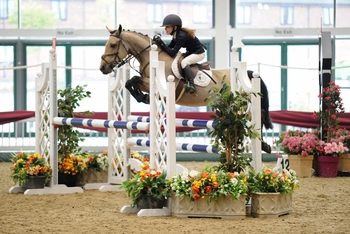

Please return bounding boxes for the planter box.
[251,192,292,218]
[288,155,314,178]
[171,195,246,219]
[76,170,108,186]
[22,176,46,189]
[338,154,350,172]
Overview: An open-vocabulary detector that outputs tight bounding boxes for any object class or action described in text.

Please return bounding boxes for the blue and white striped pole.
[127,138,217,154]
[53,117,150,131]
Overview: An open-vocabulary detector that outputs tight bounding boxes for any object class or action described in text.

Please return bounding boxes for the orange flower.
[201,172,208,178]
[193,193,201,200]
[17,152,23,157]
[212,181,219,188]
[102,150,108,155]
[205,186,212,194]
[192,186,199,193]
[228,172,234,178]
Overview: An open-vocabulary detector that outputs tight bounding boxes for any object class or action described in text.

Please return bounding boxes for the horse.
[99,25,273,153]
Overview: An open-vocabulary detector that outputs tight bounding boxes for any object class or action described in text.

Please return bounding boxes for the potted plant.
[120,161,169,209]
[76,150,109,186]
[247,165,299,218]
[205,77,261,173]
[274,130,318,177]
[313,140,348,177]
[10,152,52,189]
[168,164,248,218]
[312,80,346,177]
[335,128,350,173]
[58,154,88,186]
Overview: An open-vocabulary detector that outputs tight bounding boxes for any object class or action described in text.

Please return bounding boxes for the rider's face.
[165,25,174,35]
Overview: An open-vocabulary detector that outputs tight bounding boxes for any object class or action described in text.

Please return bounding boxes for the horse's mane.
[116,29,150,40]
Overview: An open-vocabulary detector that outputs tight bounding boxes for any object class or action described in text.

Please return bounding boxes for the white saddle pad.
[171,52,212,87]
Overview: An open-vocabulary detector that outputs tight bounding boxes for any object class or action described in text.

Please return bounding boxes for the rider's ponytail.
[181,27,196,39]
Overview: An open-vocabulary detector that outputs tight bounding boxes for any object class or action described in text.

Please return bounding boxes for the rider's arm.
[160,33,188,57]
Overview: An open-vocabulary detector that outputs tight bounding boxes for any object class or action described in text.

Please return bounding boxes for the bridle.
[101,32,151,74]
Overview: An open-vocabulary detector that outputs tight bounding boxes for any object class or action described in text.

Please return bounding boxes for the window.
[322,7,333,26]
[147,3,162,23]
[237,5,251,24]
[193,5,207,23]
[0,0,14,19]
[281,6,293,25]
[51,0,67,21]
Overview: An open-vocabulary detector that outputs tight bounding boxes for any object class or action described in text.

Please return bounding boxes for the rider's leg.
[181,53,205,94]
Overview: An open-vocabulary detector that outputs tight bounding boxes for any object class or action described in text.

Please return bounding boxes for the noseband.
[101,33,151,71]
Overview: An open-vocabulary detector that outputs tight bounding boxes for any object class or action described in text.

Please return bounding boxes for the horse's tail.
[247,70,273,130]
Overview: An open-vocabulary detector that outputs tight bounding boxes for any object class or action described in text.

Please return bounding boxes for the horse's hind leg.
[125,76,149,104]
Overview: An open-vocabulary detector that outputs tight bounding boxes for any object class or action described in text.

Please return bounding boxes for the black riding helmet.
[160,14,182,27]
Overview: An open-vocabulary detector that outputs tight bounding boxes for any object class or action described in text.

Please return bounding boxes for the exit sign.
[56,28,75,37]
[274,28,294,37]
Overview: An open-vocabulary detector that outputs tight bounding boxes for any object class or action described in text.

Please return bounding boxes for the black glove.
[153,34,164,46]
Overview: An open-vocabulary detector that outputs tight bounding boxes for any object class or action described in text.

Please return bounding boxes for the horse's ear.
[106,26,113,33]
[118,24,122,34]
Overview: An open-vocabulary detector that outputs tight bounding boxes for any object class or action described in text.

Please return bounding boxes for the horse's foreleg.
[125,76,149,104]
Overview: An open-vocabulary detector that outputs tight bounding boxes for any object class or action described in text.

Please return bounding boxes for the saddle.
[171,53,213,101]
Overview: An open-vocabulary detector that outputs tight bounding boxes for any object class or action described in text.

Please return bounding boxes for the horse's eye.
[110,43,116,48]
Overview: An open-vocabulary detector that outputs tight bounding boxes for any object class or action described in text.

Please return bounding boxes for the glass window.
[147,3,162,23]
[236,0,336,28]
[0,0,13,19]
[193,5,207,24]
[237,5,251,25]
[287,45,319,111]
[322,7,333,26]
[51,0,67,21]
[334,39,350,112]
[0,45,14,111]
[71,46,109,112]
[241,46,281,111]
[280,6,293,25]
[336,1,350,27]
[26,46,66,111]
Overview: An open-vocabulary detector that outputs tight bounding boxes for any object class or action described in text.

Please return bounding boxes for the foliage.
[8,1,57,29]
[312,80,345,142]
[120,161,170,208]
[168,165,249,202]
[248,165,299,194]
[57,84,92,157]
[314,141,348,157]
[10,152,52,186]
[205,77,261,172]
[58,154,88,175]
[274,130,319,156]
[82,150,109,172]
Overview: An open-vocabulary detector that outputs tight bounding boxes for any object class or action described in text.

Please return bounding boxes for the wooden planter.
[171,195,246,219]
[288,155,314,178]
[76,170,108,186]
[22,176,46,189]
[338,154,350,172]
[251,192,292,218]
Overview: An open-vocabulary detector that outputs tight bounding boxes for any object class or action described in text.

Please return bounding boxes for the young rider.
[153,14,206,94]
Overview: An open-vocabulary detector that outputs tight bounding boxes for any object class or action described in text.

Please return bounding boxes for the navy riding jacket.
[160,29,206,58]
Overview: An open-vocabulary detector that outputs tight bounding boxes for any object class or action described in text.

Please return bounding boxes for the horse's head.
[100,25,129,74]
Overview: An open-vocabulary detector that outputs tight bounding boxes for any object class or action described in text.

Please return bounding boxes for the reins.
[101,32,151,76]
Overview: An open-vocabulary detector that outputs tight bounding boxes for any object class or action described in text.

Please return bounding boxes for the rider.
[153,14,206,94]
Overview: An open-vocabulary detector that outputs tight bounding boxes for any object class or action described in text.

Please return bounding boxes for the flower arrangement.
[334,128,350,152]
[248,165,299,194]
[120,161,169,208]
[58,154,87,175]
[274,130,319,156]
[314,141,348,157]
[312,80,345,142]
[84,150,109,172]
[10,152,52,186]
[168,165,248,202]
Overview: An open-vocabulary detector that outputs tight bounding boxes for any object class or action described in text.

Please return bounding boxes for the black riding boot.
[183,65,197,94]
